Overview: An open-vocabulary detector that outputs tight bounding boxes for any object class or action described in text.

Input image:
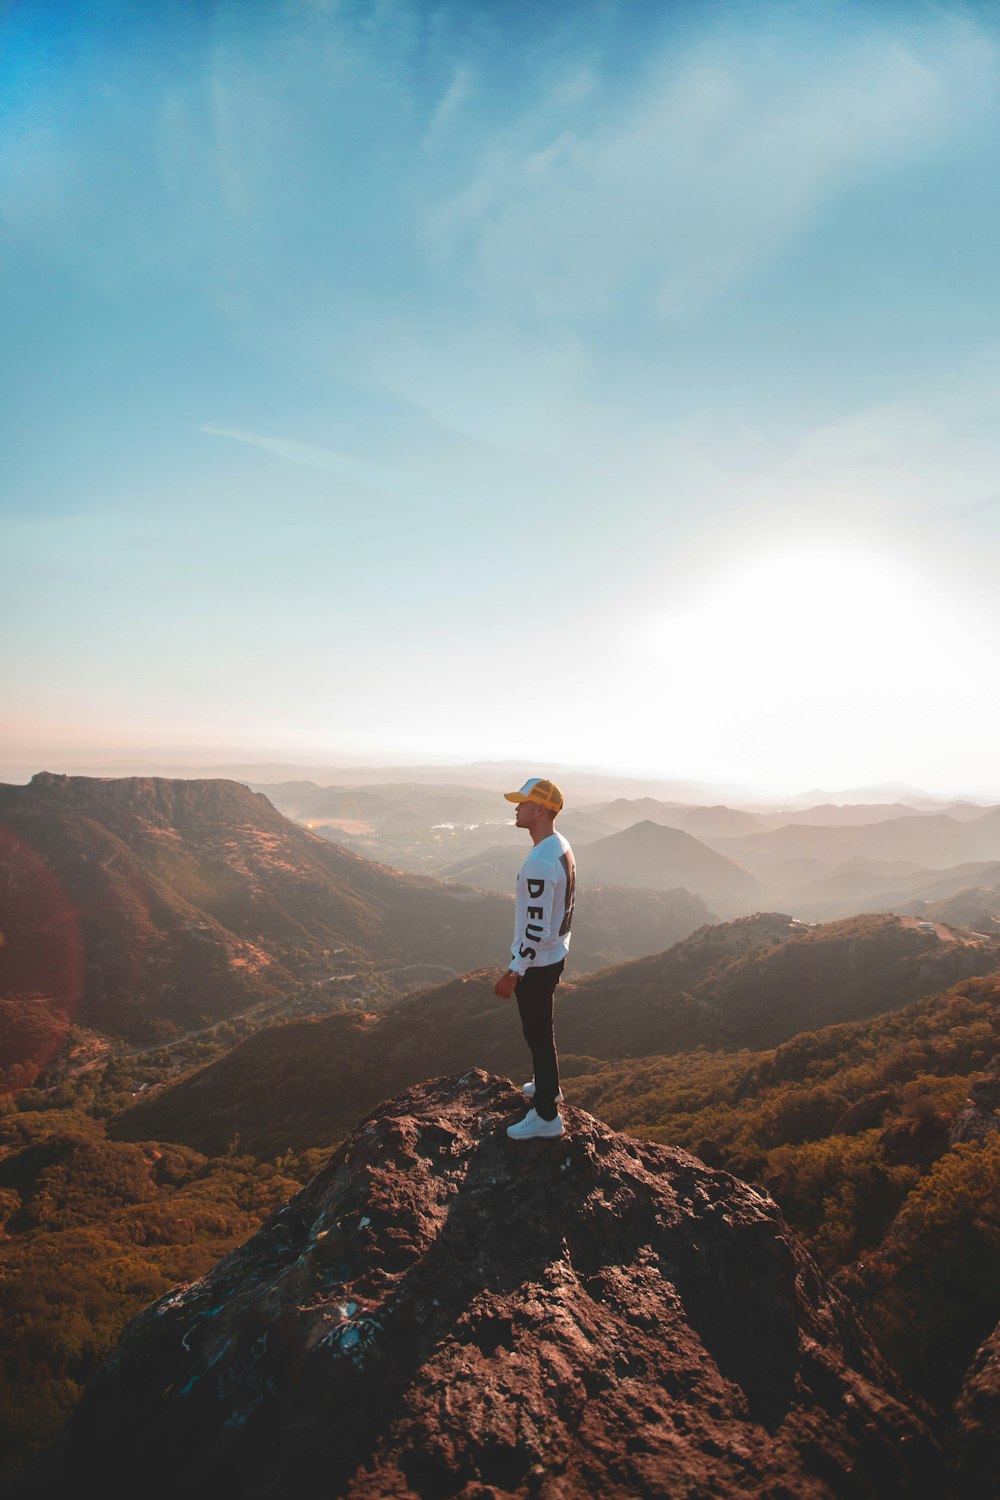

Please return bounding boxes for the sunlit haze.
[3,0,999,798]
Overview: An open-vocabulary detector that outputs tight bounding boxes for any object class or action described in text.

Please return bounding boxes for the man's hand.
[494,969,519,999]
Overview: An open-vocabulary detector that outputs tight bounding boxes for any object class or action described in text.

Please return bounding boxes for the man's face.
[514,799,542,830]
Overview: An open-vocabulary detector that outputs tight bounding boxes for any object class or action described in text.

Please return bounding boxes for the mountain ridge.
[109,911,1000,1160]
[0,774,515,1043]
[568,819,763,912]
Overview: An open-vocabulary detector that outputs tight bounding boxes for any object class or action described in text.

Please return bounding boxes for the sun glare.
[611,542,989,787]
[642,544,949,677]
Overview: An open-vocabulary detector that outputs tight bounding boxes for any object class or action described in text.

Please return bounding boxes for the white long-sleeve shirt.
[510,831,576,975]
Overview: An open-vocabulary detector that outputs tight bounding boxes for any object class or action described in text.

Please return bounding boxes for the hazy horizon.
[2,739,999,807]
[4,0,999,796]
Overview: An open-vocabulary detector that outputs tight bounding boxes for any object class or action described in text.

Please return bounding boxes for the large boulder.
[19,1072,944,1499]
[950,1056,1000,1146]
[954,1321,1000,1498]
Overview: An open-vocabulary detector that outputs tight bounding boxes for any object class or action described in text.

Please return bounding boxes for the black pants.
[515,960,564,1121]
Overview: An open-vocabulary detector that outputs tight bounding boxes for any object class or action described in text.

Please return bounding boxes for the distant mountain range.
[594,798,770,837]
[252,779,615,879]
[442,820,761,916]
[595,795,998,832]
[708,808,1000,874]
[250,779,1000,927]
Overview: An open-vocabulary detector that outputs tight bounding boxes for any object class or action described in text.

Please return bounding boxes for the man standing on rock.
[494,777,575,1140]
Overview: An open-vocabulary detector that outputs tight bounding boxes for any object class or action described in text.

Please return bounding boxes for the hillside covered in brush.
[568,974,1000,1420]
[559,909,999,1055]
[109,912,1000,1160]
[0,774,514,1043]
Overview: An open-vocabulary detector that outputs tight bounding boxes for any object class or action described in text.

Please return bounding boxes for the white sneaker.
[506,1108,564,1141]
[522,1080,564,1103]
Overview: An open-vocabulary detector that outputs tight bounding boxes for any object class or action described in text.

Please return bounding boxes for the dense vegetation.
[0,1090,327,1483]
[2,972,999,1482]
[568,974,1000,1410]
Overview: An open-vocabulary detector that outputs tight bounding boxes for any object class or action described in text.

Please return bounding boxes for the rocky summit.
[23,1072,945,1500]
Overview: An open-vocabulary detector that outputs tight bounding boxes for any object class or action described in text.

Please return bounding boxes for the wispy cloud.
[428,15,997,319]
[201,424,344,471]
[362,323,590,454]
[422,64,475,154]
[201,424,424,505]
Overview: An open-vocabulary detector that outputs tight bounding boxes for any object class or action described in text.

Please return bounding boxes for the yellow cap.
[503,777,564,813]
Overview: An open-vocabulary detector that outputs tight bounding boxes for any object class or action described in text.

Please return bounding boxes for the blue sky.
[3,0,1000,795]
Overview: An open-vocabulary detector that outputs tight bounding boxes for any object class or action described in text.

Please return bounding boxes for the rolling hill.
[782,861,1000,923]
[579,820,764,911]
[109,911,1000,1159]
[595,798,770,838]
[709,807,1000,876]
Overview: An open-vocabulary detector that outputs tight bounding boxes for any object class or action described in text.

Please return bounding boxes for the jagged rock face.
[950,1056,1000,1146]
[954,1320,1000,1498]
[33,1073,943,1500]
